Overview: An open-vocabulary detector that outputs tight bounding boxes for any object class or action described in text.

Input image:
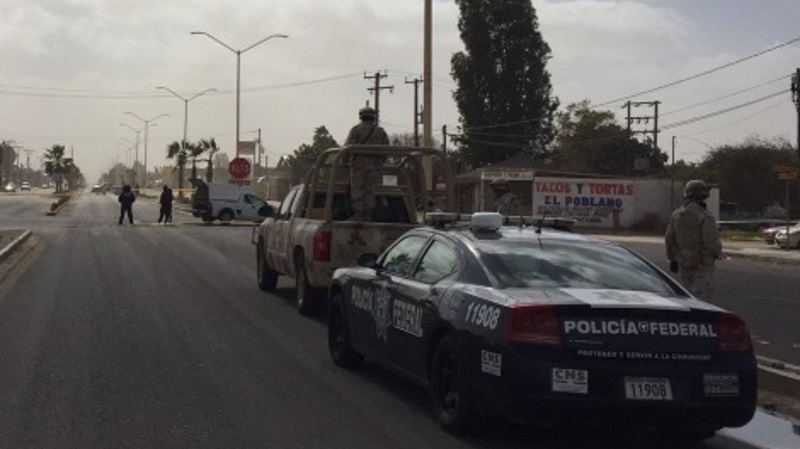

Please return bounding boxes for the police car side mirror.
[357,253,378,269]
[258,204,274,218]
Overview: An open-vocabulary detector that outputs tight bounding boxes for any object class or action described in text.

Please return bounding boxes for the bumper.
[471,346,757,429]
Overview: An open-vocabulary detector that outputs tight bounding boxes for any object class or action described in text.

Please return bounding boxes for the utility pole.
[405,77,422,146]
[442,125,448,153]
[422,0,433,190]
[791,68,800,218]
[364,71,393,122]
[623,100,660,174]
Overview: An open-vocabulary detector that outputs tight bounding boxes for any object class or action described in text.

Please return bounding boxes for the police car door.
[387,237,460,380]
[367,234,429,364]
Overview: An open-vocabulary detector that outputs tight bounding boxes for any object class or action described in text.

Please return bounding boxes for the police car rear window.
[476,240,675,295]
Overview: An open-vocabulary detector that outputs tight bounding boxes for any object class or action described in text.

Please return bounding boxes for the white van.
[191,180,268,223]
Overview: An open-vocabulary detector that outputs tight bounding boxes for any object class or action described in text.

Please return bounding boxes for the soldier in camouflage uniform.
[345,107,390,220]
[665,180,722,300]
[490,179,517,215]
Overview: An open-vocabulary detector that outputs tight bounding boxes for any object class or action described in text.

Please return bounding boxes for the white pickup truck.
[253,145,454,315]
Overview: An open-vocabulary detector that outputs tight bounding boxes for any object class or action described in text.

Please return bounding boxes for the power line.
[662,89,789,130]
[684,98,789,137]
[661,74,790,117]
[595,36,800,107]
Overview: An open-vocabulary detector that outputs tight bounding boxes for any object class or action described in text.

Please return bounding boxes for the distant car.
[775,224,800,249]
[20,181,31,191]
[328,212,757,440]
[2,182,17,192]
[762,223,796,244]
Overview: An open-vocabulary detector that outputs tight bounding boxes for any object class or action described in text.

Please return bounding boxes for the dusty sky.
[1,0,799,182]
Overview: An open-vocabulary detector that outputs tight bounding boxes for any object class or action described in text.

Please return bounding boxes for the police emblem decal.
[372,282,392,341]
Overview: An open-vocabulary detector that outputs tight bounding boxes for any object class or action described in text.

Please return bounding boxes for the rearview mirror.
[357,253,378,269]
[258,204,274,218]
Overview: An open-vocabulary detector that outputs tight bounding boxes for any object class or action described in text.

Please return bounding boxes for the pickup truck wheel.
[328,292,363,368]
[257,244,278,292]
[295,257,319,316]
[219,209,234,223]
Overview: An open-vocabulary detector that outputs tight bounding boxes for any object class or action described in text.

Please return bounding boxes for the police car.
[327,212,756,439]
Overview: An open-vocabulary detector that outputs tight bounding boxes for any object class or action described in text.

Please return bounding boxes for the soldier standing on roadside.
[158,185,174,224]
[344,106,390,220]
[665,180,722,300]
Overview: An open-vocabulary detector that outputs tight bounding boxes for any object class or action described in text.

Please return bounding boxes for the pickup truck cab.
[253,145,454,315]
[192,180,268,223]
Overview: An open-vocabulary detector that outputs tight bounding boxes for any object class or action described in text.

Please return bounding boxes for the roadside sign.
[778,172,798,180]
[237,141,256,156]
[229,157,251,180]
[773,164,798,174]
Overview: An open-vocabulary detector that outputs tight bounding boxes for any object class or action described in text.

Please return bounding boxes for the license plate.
[624,377,673,401]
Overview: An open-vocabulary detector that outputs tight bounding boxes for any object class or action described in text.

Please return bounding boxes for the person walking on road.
[489,179,517,215]
[158,185,174,224]
[118,184,136,225]
[344,106,390,220]
[665,180,722,300]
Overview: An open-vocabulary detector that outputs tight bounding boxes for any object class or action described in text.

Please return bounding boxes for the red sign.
[229,157,251,180]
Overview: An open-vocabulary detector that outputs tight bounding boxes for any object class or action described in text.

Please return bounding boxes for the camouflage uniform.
[494,192,517,215]
[665,201,722,300]
[345,114,390,220]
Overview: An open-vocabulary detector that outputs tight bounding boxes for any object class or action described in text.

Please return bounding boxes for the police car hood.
[501,287,722,313]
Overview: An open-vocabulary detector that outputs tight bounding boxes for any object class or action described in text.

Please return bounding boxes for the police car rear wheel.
[328,294,363,368]
[430,335,481,434]
[219,209,233,223]
[257,244,278,292]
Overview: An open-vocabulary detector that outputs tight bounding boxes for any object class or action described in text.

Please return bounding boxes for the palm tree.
[43,144,67,192]
[189,142,205,181]
[166,140,189,196]
[199,138,221,182]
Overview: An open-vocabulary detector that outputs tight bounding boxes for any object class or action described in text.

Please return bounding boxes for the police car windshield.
[476,240,676,295]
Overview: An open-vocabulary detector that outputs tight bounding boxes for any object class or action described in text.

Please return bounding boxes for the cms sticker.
[552,368,588,394]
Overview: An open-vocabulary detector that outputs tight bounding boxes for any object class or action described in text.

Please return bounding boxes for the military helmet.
[684,179,710,200]
[359,107,377,121]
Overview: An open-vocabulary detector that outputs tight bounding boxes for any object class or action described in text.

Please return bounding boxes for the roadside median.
[0,230,32,264]
[45,192,74,216]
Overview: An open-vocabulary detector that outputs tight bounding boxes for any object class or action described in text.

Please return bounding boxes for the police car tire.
[257,244,278,292]
[328,293,363,368]
[429,335,482,434]
[295,257,320,316]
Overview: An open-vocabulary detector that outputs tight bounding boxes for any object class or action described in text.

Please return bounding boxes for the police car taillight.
[718,313,752,352]
[506,305,562,346]
[313,230,331,262]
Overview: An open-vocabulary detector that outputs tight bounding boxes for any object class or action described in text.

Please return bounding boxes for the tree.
[700,137,797,215]
[44,144,68,192]
[166,140,190,195]
[552,101,667,175]
[279,126,339,182]
[451,0,559,169]
[199,138,221,182]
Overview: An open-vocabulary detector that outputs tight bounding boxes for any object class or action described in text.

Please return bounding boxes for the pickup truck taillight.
[313,231,331,262]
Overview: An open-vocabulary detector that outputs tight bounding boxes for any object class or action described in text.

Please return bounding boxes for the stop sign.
[229,157,251,180]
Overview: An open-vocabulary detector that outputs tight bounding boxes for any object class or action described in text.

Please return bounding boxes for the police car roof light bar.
[471,212,503,232]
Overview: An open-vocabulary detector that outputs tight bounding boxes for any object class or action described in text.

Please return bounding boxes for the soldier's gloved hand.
[669,261,678,273]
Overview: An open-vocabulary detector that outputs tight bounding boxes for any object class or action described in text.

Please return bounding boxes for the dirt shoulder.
[0,230,25,249]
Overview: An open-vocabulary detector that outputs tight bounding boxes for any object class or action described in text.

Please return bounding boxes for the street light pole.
[124,112,169,188]
[191,31,287,157]
[156,86,216,147]
[119,123,142,169]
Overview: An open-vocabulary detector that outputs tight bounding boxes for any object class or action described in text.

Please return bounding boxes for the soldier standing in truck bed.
[344,107,390,220]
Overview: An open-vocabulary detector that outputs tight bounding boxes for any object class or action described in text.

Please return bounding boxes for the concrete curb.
[0,230,33,264]
[757,356,800,400]
[723,250,800,266]
[45,194,74,216]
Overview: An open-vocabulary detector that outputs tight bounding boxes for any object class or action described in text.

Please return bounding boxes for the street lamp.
[156,86,217,148]
[124,112,169,188]
[119,122,143,168]
[190,31,288,157]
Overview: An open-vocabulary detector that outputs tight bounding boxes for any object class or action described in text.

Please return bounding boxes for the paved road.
[617,240,800,366]
[0,193,795,449]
